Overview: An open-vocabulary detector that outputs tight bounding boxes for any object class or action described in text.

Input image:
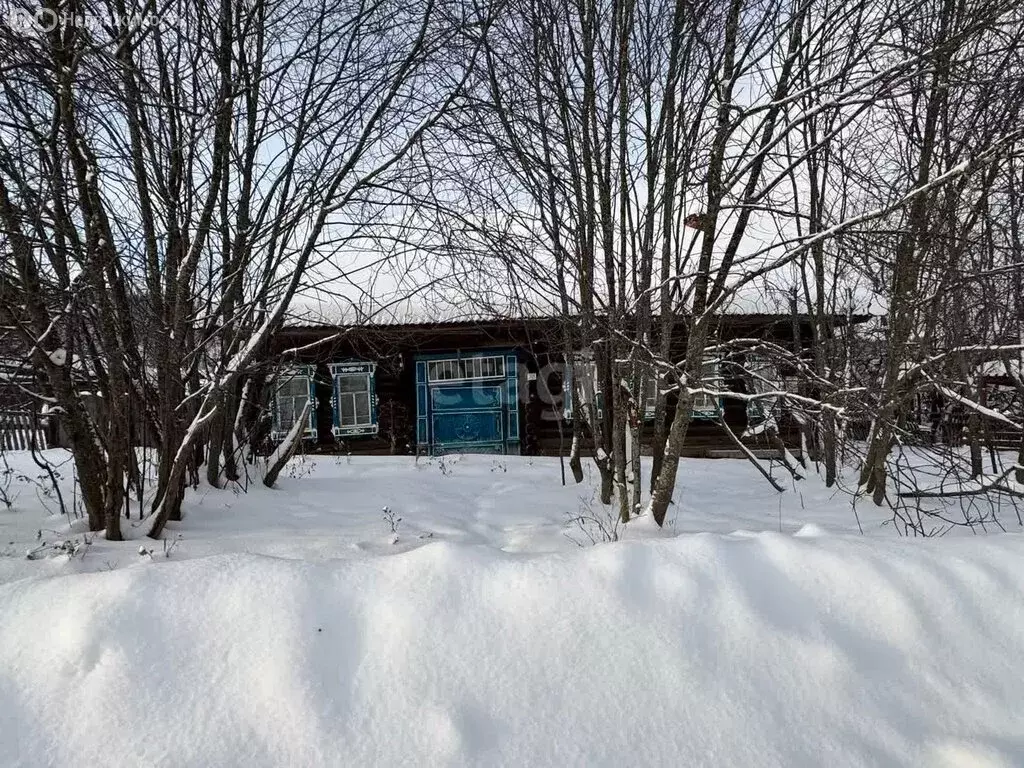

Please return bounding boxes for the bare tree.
[438,0,1024,529]
[0,0,490,538]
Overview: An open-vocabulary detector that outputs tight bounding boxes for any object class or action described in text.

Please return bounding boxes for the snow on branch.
[928,379,1023,432]
[899,465,1024,499]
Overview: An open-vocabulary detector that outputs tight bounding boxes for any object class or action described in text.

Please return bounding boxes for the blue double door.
[415,350,520,455]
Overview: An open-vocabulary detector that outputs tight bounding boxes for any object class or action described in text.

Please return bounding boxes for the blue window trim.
[415,360,428,447]
[271,365,318,441]
[329,361,378,438]
[414,348,520,456]
[505,354,519,444]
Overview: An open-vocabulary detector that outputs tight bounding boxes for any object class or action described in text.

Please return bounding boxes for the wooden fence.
[0,411,49,452]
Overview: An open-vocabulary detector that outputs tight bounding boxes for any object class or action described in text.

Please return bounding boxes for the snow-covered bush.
[139,534,182,559]
[565,489,621,545]
[25,532,91,560]
[284,454,317,481]
[382,506,401,544]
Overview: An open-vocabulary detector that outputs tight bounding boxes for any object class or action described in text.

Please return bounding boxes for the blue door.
[415,350,520,455]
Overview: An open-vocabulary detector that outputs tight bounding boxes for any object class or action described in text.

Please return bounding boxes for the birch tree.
[0,0,489,537]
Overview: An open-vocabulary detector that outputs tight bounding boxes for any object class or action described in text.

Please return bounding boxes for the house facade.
[269,314,855,458]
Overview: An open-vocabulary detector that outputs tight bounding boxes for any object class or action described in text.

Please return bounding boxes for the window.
[561,352,603,421]
[644,376,659,417]
[563,353,719,421]
[272,369,315,439]
[329,361,378,437]
[691,357,722,418]
[336,373,372,428]
[744,355,782,424]
[427,355,505,382]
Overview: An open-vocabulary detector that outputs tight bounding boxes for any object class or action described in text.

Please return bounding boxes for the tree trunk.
[628,404,642,519]
[821,409,837,487]
[612,383,629,523]
[649,390,694,527]
[206,395,226,488]
[598,461,614,507]
[569,420,585,484]
[966,411,984,478]
[263,402,311,488]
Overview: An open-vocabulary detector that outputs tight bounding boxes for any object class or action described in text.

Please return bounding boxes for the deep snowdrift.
[2,531,1023,767]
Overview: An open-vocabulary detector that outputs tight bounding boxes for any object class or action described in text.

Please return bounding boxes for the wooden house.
[270,313,868,458]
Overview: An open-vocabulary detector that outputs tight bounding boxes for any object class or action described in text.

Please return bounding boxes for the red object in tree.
[684,213,705,230]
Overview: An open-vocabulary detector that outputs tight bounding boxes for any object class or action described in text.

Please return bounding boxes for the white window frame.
[335,372,374,429]
[427,355,505,383]
[271,368,316,440]
[329,361,378,438]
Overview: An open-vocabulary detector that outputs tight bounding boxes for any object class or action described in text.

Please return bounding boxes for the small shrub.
[564,489,621,546]
[382,506,401,543]
[285,453,317,480]
[139,534,182,559]
[0,454,15,508]
[429,453,463,476]
[26,533,92,560]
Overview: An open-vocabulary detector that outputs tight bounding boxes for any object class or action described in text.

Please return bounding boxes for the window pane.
[280,376,308,397]
[427,356,505,382]
[340,395,355,426]
[279,394,307,430]
[645,378,657,410]
[338,374,367,394]
[354,392,370,423]
[429,361,453,381]
[279,400,295,429]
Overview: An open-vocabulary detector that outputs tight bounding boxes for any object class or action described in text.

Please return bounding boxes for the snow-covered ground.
[0,450,882,582]
[1,451,1023,766]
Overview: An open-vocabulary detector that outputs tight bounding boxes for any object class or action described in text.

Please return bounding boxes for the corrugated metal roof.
[281,312,872,333]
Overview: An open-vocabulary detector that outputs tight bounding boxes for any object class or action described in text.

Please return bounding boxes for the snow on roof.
[287,293,873,330]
